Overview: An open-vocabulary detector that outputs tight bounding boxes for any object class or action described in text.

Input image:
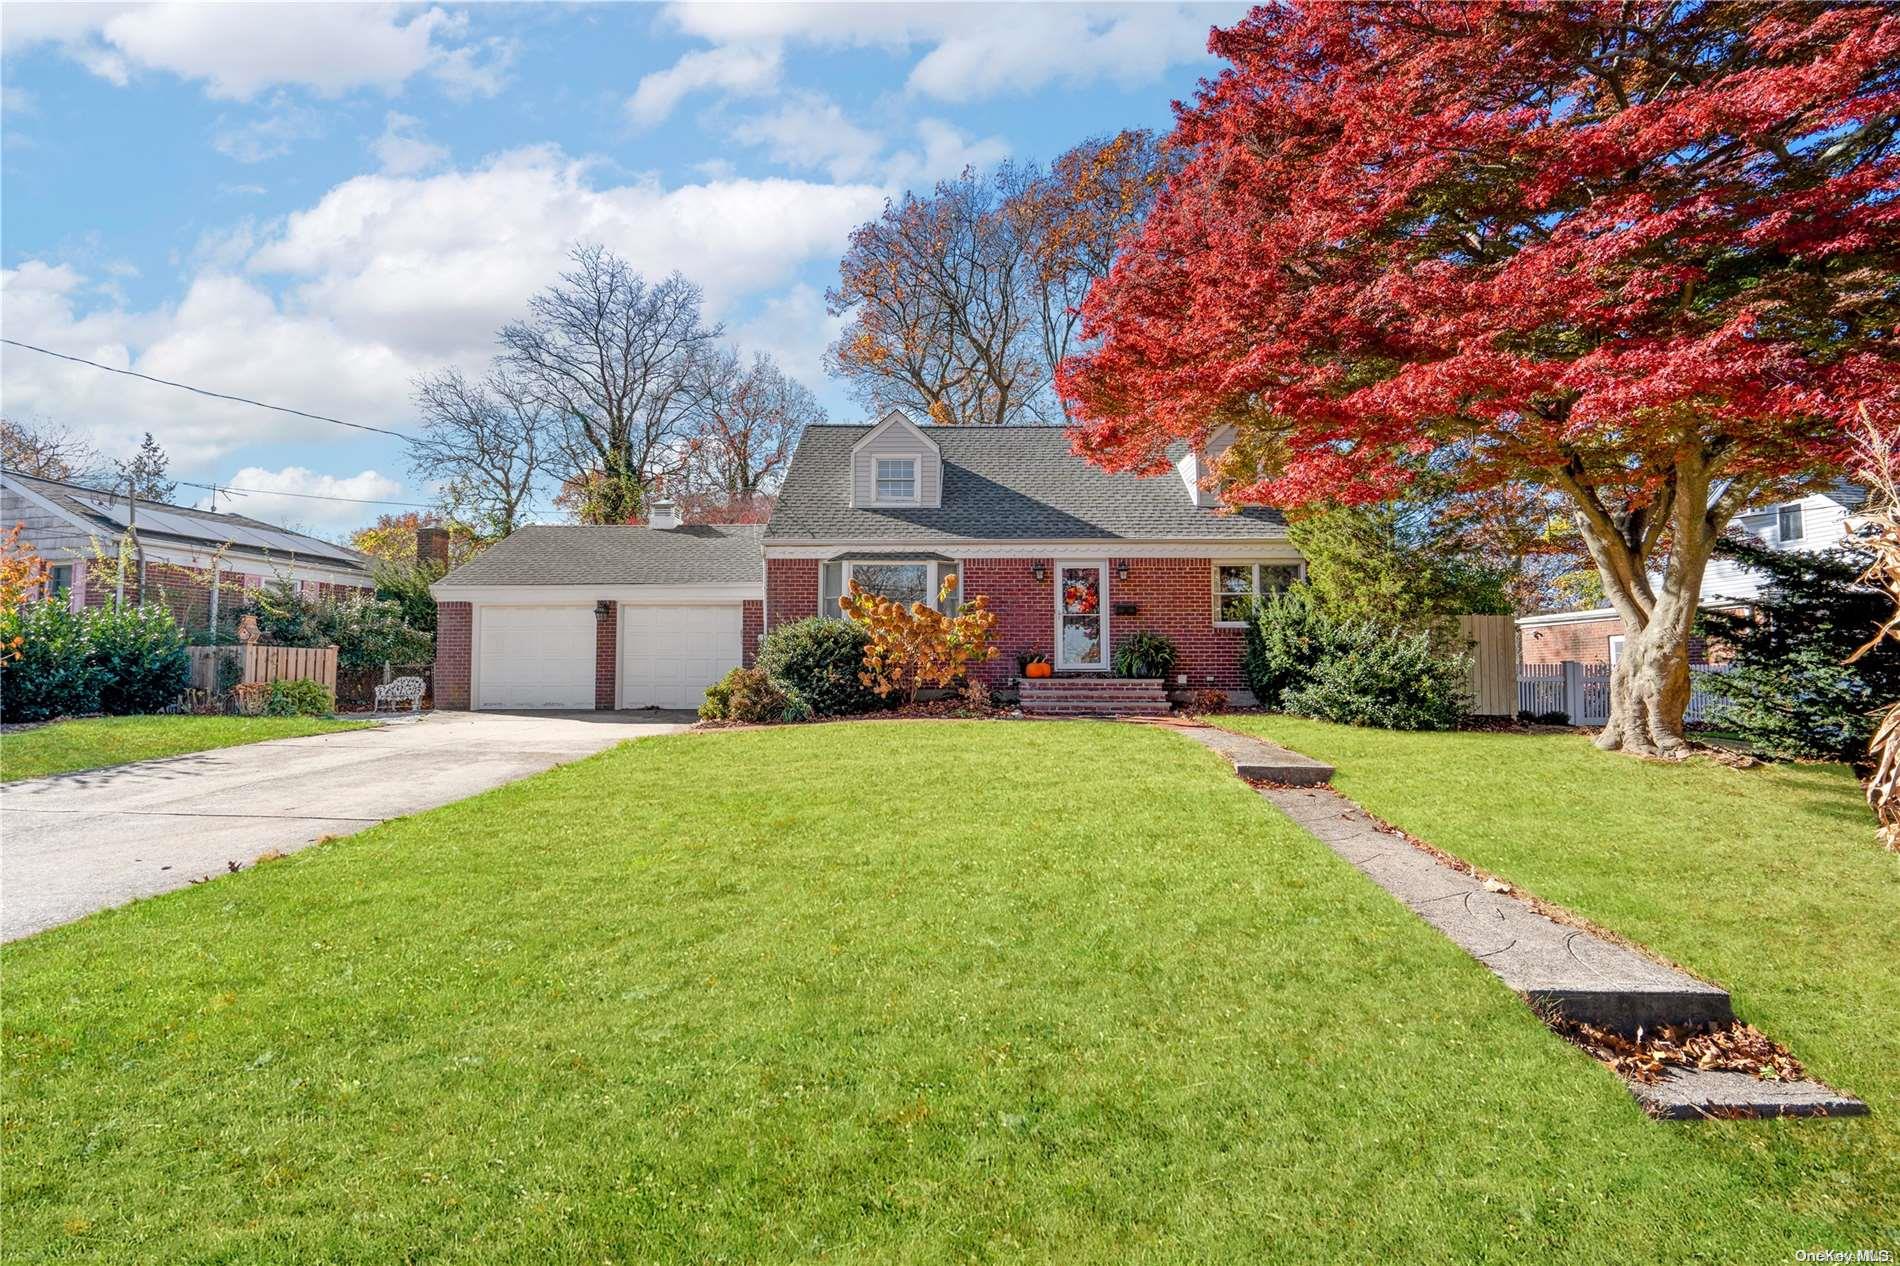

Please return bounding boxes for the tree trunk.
[1595,584,1698,756]
[1559,449,1742,758]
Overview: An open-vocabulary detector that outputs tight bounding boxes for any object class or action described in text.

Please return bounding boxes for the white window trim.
[1608,634,1625,667]
[1211,560,1307,627]
[1777,503,1805,542]
[871,454,920,505]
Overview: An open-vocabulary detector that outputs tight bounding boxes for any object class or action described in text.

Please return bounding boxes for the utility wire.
[1,338,415,440]
[176,479,435,508]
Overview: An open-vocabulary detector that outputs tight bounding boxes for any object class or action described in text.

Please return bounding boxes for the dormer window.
[875,457,918,503]
[1778,503,1804,541]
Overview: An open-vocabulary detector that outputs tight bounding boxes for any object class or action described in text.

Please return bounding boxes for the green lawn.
[0,715,372,781]
[2,721,1891,1260]
[1223,719,1898,1217]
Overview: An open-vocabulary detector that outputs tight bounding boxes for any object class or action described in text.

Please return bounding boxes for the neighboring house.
[1518,479,1867,666]
[431,410,1299,711]
[2,468,374,635]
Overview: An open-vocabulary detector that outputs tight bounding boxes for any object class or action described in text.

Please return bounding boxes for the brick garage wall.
[1520,616,1624,665]
[742,599,763,667]
[435,601,472,709]
[1521,613,1722,667]
[595,601,617,710]
[766,558,819,629]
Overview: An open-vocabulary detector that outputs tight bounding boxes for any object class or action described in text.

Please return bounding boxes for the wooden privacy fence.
[188,644,338,696]
[1458,614,1518,717]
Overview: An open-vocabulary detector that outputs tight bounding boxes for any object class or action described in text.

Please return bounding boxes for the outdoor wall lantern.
[1115,560,1130,581]
[594,599,614,617]
[1032,562,1048,583]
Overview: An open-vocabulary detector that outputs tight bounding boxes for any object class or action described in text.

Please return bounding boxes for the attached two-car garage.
[430,522,764,713]
[470,602,745,710]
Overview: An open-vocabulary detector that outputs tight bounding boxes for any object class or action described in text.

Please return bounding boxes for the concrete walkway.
[1,710,691,941]
[1173,723,1866,1119]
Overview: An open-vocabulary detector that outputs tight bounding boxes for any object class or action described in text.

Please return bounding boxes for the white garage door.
[476,605,595,710]
[620,604,744,709]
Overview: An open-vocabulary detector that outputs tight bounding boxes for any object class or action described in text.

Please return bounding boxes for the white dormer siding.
[1702,489,1857,604]
[1175,426,1236,508]
[849,410,943,509]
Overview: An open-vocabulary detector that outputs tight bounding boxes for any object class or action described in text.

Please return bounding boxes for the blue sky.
[1,2,1243,535]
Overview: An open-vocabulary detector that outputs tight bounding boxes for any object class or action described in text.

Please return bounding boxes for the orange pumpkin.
[1025,661,1053,679]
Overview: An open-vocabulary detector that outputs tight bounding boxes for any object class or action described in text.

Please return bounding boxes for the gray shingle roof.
[434,523,765,586]
[763,425,1287,542]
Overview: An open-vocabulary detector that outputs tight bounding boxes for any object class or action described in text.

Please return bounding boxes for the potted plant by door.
[1018,651,1053,679]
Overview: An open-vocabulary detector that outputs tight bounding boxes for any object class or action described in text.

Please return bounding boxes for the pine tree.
[1698,537,1899,763]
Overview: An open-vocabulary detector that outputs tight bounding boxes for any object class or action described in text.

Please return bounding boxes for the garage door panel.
[620,605,743,709]
[477,606,595,710]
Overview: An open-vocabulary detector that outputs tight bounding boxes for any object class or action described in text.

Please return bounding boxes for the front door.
[1054,561,1109,671]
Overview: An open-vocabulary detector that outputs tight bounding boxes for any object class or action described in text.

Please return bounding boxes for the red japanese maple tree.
[1060,2,1900,755]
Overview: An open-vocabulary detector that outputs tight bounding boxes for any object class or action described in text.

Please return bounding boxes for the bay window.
[822,559,962,619]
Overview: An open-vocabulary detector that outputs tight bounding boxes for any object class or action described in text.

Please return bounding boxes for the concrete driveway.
[0,710,691,942]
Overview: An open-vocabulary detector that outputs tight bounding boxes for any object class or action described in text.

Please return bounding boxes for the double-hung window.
[822,559,961,619]
[874,457,917,503]
[1213,562,1303,625]
[1778,503,1804,542]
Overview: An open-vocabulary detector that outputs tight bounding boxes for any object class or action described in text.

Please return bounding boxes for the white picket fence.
[1518,662,1730,726]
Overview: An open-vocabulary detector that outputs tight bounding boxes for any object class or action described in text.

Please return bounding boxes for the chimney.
[648,499,681,530]
[415,526,451,565]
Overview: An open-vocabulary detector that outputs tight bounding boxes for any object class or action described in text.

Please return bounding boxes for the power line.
[1,338,415,440]
[177,479,435,508]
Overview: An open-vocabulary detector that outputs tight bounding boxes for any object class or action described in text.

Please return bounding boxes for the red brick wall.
[1520,616,1624,665]
[435,601,472,710]
[79,562,323,638]
[1520,613,1722,667]
[595,601,617,710]
[955,556,1248,690]
[766,558,819,629]
[742,599,763,667]
[959,557,1053,687]
[1108,556,1248,689]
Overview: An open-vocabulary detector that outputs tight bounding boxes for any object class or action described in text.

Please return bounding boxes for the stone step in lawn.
[1170,723,1335,786]
[1166,724,1866,1121]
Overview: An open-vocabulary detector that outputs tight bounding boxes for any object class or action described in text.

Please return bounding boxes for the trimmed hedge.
[89,603,192,716]
[0,599,191,723]
[754,617,880,716]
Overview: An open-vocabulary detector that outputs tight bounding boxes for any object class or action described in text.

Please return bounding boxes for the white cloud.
[626,43,780,127]
[728,94,1008,186]
[247,145,884,355]
[211,96,324,164]
[0,147,882,477]
[4,2,507,101]
[660,2,1227,102]
[726,283,843,400]
[207,466,407,532]
[729,92,885,181]
[371,112,448,176]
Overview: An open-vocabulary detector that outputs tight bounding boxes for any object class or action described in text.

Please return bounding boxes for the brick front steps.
[1018,677,1171,717]
[1166,722,1867,1121]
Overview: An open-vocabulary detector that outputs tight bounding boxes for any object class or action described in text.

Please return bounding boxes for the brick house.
[2,468,374,634]
[430,410,1299,711]
[1517,479,1868,667]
